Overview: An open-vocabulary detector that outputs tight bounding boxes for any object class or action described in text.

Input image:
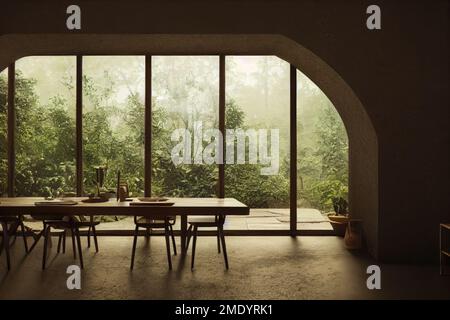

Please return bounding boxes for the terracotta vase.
[344,221,362,249]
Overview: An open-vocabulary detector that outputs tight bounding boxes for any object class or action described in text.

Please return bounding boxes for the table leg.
[181,215,187,255]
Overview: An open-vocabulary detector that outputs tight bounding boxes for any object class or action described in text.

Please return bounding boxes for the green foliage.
[0,73,8,195]
[298,104,348,211]
[13,71,76,196]
[82,75,145,196]
[224,99,290,208]
[151,98,218,197]
[332,196,348,215]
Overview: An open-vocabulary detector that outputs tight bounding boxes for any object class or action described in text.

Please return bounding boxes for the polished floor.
[0,236,449,299]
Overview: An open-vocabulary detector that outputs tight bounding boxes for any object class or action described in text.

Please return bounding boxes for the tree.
[298,102,348,211]
[225,99,290,208]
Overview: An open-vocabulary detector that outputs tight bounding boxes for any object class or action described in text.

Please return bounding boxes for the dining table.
[0,197,250,254]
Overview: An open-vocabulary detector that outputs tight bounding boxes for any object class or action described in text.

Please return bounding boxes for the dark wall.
[0,0,448,263]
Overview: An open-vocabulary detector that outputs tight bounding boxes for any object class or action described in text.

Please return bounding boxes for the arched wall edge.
[0,34,380,258]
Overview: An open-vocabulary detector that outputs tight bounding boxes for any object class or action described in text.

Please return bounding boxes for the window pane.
[82,56,145,196]
[225,56,290,230]
[15,57,76,196]
[0,68,7,196]
[152,56,219,197]
[297,70,348,228]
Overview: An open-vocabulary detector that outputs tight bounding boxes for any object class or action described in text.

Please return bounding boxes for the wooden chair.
[42,217,84,270]
[56,216,100,254]
[0,215,29,270]
[29,215,99,250]
[130,216,176,270]
[58,193,100,252]
[186,214,228,270]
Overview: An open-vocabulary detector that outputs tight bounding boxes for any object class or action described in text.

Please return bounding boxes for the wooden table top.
[0,197,249,216]
[441,223,450,230]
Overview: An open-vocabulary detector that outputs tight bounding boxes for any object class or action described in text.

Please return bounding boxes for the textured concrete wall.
[0,0,448,263]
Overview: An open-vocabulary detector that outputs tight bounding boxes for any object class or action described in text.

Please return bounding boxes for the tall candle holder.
[94,166,107,198]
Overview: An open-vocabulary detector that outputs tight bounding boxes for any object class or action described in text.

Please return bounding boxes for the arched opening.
[0,34,378,258]
[296,70,348,219]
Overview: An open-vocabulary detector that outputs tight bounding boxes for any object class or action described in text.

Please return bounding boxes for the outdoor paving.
[22,208,332,232]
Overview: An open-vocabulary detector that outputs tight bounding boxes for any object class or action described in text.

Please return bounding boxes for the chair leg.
[9,221,19,247]
[191,226,198,270]
[87,226,91,248]
[71,228,77,259]
[186,224,193,251]
[42,225,50,270]
[0,227,3,256]
[74,227,84,269]
[130,226,139,270]
[2,222,11,271]
[92,226,99,253]
[219,226,229,270]
[217,233,221,254]
[28,229,43,253]
[164,225,172,270]
[62,231,66,253]
[20,222,29,254]
[4,221,17,250]
[169,224,177,256]
[0,225,5,256]
[57,233,62,253]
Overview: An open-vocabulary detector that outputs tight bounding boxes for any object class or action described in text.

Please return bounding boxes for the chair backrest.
[133,215,175,224]
[31,214,64,221]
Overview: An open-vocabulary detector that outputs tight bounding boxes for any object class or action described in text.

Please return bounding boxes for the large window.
[225,56,290,229]
[152,56,219,197]
[82,56,145,196]
[0,68,7,196]
[15,57,76,197]
[0,55,348,233]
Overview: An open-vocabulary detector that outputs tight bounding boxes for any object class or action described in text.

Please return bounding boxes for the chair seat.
[74,221,101,228]
[44,220,73,230]
[31,215,65,221]
[188,216,219,227]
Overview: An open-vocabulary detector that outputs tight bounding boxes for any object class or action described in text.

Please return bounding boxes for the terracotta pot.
[328,214,349,223]
[344,226,362,250]
[328,214,349,236]
[344,221,362,249]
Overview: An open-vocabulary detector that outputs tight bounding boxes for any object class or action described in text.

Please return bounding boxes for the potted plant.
[327,197,349,236]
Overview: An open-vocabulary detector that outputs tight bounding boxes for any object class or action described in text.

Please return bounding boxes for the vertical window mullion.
[144,55,152,197]
[7,63,15,197]
[219,55,225,198]
[76,55,83,196]
[290,64,297,236]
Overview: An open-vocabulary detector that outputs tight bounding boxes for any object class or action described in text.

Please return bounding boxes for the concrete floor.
[0,236,448,299]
